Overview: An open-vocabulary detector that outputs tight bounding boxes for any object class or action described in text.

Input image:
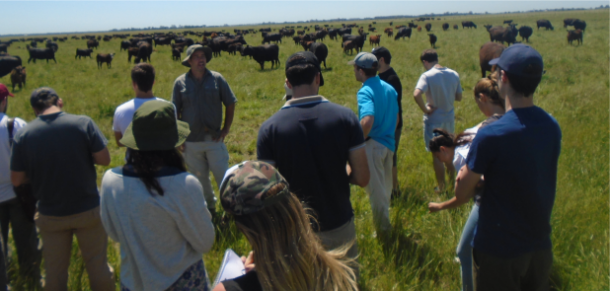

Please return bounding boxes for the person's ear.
[57,98,64,109]
[314,72,320,85]
[500,70,509,83]
[285,78,293,90]
[478,93,489,102]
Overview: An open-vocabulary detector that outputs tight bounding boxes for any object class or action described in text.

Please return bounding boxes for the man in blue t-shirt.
[454,44,561,290]
[348,52,398,238]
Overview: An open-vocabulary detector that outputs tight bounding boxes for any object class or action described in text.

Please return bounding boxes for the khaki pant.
[35,207,114,291]
[316,217,359,279]
[364,139,394,234]
[183,141,230,210]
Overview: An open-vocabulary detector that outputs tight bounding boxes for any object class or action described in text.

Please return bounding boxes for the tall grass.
[0,9,607,291]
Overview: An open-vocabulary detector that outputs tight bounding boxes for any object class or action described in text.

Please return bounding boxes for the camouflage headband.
[220,161,290,216]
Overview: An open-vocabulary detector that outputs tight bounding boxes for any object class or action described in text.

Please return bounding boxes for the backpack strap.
[7,118,14,147]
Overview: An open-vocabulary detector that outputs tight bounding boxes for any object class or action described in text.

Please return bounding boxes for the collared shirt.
[172,69,237,142]
[357,76,398,151]
[257,95,365,231]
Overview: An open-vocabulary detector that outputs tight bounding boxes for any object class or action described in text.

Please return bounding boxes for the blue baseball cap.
[489,44,544,77]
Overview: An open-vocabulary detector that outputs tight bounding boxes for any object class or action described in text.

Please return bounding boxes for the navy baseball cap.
[285,51,324,86]
[489,44,544,77]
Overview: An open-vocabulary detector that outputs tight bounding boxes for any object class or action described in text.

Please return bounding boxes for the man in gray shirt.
[172,45,237,214]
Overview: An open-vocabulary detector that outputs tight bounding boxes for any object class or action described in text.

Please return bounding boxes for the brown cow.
[10,66,26,91]
[567,29,583,45]
[417,26,422,32]
[96,53,115,68]
[384,28,393,37]
[87,39,99,50]
[369,35,381,46]
[453,24,459,30]
[343,40,356,55]
[479,42,506,77]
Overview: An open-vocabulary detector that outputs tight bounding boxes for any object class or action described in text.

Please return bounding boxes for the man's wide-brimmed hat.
[182,44,213,67]
[120,101,190,151]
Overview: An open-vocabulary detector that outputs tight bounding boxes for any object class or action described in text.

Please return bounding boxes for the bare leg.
[433,154,445,192]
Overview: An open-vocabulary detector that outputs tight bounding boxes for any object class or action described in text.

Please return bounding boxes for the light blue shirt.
[357,76,398,151]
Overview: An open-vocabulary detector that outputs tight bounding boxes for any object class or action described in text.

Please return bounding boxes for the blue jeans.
[456,203,479,291]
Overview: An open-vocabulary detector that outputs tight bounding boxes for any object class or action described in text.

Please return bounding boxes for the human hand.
[177,143,186,153]
[241,251,255,273]
[428,202,444,213]
[214,127,230,142]
[425,104,437,115]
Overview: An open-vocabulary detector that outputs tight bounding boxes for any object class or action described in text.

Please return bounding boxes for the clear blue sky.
[1,1,606,35]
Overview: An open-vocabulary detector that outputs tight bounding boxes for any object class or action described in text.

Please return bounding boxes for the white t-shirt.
[415,67,463,124]
[453,126,478,172]
[112,97,167,134]
[0,114,27,203]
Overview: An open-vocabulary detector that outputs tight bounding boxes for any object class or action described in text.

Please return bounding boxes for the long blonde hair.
[234,184,359,291]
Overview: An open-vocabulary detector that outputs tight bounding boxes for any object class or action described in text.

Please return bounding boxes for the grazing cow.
[503,20,513,24]
[338,27,352,36]
[96,53,115,68]
[394,27,412,40]
[479,42,505,77]
[87,39,99,50]
[46,41,58,52]
[241,44,279,70]
[314,30,328,42]
[417,26,422,32]
[0,45,6,53]
[384,28,393,37]
[489,26,516,45]
[227,43,241,55]
[29,41,37,48]
[462,21,477,29]
[428,34,437,48]
[442,23,449,31]
[425,23,432,32]
[301,40,313,51]
[309,42,328,69]
[328,28,339,40]
[26,45,56,63]
[343,41,356,55]
[368,27,377,32]
[10,66,26,91]
[127,47,139,62]
[536,19,554,30]
[518,26,533,42]
[508,24,519,37]
[484,24,493,31]
[292,36,303,45]
[0,56,22,78]
[567,29,583,45]
[135,42,152,63]
[120,40,131,51]
[262,33,282,44]
[75,48,93,59]
[563,18,577,27]
[453,24,459,30]
[172,48,181,61]
[341,33,367,53]
[369,35,381,46]
[409,23,418,28]
[573,19,586,31]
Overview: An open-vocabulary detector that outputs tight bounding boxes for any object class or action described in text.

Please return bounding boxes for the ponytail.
[428,128,473,152]
[474,77,504,110]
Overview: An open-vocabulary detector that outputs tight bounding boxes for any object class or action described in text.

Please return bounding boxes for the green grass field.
[1,9,608,291]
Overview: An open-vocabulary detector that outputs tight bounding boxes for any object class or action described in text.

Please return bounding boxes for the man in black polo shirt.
[372,47,403,199]
[257,52,369,274]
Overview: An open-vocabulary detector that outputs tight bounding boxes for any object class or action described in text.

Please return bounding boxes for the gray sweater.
[100,167,215,291]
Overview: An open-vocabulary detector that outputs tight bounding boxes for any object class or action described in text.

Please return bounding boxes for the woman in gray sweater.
[100,101,215,291]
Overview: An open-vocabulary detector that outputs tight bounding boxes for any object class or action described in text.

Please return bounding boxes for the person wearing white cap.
[349,52,398,240]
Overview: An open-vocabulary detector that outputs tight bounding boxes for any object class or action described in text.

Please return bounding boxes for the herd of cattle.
[0,17,589,90]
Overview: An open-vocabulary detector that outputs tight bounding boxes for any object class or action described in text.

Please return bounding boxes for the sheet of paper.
[214,248,246,286]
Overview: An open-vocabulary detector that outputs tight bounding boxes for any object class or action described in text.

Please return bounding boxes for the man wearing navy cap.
[453,44,561,290]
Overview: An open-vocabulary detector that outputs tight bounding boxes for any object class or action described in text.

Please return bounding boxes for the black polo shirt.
[379,67,403,129]
[257,96,365,231]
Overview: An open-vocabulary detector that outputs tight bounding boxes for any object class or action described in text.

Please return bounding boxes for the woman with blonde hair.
[213,161,358,291]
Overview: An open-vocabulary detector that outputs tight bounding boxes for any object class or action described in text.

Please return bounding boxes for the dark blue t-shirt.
[257,96,365,231]
[466,106,561,257]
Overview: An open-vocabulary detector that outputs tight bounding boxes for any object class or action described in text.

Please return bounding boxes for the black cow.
[328,28,339,40]
[462,21,477,29]
[87,39,99,50]
[46,41,58,52]
[0,56,22,78]
[563,18,577,28]
[154,37,172,47]
[75,48,93,59]
[262,33,282,44]
[26,45,56,63]
[518,26,533,42]
[425,23,432,32]
[0,45,6,53]
[394,27,412,40]
[442,23,449,31]
[338,27,352,36]
[536,20,554,30]
[479,42,505,77]
[341,34,367,53]
[134,42,152,63]
[453,24,459,30]
[127,47,139,62]
[408,22,418,28]
[308,42,328,69]
[241,44,279,70]
[489,26,516,45]
[96,53,115,68]
[428,34,437,48]
[508,24,519,37]
[120,40,131,51]
[573,19,586,31]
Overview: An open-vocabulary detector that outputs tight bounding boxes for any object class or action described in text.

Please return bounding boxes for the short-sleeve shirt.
[172,69,237,142]
[378,68,403,129]
[0,114,26,203]
[257,96,365,231]
[415,67,462,124]
[466,106,562,257]
[11,112,108,217]
[113,97,167,134]
[357,76,398,151]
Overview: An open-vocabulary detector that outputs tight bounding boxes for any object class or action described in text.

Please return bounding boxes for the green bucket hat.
[182,44,213,67]
[220,161,290,216]
[120,100,190,151]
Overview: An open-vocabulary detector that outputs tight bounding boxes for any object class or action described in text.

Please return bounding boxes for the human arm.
[347,146,369,187]
[428,165,481,212]
[171,79,183,120]
[455,92,463,102]
[360,115,374,139]
[114,131,124,147]
[10,171,27,187]
[215,103,235,142]
[256,122,276,166]
[92,148,111,166]
[86,118,110,166]
[413,89,436,115]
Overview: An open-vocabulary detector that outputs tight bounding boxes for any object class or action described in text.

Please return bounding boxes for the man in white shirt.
[0,84,41,289]
[413,49,463,193]
[113,63,166,151]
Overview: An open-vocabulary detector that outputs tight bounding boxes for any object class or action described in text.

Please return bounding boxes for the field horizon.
[0,8,608,291]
